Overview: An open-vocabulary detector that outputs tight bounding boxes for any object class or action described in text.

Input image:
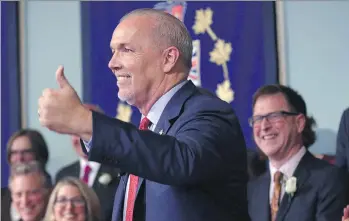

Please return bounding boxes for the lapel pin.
[159,129,164,135]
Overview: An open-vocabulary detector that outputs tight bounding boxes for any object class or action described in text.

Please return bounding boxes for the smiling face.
[53,184,86,221]
[108,15,165,108]
[10,173,48,221]
[9,136,36,164]
[252,93,305,161]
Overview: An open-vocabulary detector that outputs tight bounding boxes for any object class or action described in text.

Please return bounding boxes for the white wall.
[282,1,349,154]
[24,1,82,178]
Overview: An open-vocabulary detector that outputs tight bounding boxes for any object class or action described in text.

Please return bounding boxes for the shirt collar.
[269,146,306,180]
[145,80,188,126]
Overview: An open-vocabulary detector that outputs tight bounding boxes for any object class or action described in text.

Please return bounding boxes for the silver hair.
[120,8,193,72]
[9,161,51,188]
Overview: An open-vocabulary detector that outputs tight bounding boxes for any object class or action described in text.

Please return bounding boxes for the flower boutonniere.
[285,176,297,197]
[98,173,112,185]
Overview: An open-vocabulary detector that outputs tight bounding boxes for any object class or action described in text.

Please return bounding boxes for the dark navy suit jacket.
[83,81,249,221]
[248,151,349,221]
[336,107,349,171]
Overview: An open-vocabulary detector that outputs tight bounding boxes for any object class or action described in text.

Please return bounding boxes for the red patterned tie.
[82,164,91,184]
[125,117,151,221]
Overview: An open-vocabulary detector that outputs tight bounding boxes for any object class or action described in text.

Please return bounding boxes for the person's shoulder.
[186,86,234,112]
[248,171,268,186]
[307,155,347,181]
[341,107,349,119]
[55,161,79,179]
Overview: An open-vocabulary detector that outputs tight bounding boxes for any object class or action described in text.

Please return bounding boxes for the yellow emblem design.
[192,7,235,103]
[115,102,132,122]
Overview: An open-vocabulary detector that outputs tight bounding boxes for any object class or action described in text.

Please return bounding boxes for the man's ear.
[162,46,180,73]
[296,114,306,133]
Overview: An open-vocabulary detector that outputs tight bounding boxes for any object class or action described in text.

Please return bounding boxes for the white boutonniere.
[98,173,112,185]
[285,176,297,197]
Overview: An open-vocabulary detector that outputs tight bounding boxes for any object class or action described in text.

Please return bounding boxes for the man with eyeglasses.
[247,84,349,221]
[8,161,52,221]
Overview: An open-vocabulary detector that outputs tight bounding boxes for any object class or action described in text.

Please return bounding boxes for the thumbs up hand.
[56,65,72,89]
[38,66,92,138]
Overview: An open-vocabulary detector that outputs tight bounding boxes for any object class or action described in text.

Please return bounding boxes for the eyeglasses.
[248,111,299,127]
[54,197,85,207]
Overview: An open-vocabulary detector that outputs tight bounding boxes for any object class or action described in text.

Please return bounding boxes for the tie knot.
[139,117,151,130]
[273,171,283,183]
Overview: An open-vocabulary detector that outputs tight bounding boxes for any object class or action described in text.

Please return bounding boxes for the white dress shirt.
[269,146,306,204]
[79,158,101,187]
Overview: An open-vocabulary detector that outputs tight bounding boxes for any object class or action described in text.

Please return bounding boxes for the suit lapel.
[137,81,197,194]
[257,173,272,221]
[153,81,197,135]
[276,151,311,221]
[112,174,128,221]
[71,162,80,178]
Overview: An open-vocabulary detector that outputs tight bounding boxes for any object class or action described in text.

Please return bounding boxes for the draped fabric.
[81,1,279,149]
[1,2,22,187]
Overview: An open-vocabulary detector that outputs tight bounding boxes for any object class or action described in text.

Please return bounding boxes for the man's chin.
[118,94,134,105]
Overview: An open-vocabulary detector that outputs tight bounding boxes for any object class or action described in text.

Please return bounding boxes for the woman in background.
[44,177,101,221]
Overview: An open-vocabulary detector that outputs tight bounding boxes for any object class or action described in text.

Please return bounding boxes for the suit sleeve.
[315,167,349,221]
[336,108,349,170]
[87,101,246,186]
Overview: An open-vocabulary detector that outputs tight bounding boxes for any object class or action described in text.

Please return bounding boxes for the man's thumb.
[56,65,70,89]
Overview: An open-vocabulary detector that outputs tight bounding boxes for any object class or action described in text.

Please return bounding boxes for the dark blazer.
[83,81,249,221]
[248,151,349,221]
[1,187,12,221]
[336,107,349,171]
[55,161,121,221]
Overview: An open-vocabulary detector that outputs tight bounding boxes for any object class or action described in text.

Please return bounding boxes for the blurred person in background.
[2,129,52,221]
[55,104,121,221]
[8,161,52,221]
[336,107,349,171]
[44,177,101,221]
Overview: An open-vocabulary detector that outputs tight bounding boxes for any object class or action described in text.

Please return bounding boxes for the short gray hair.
[120,8,193,71]
[9,161,51,189]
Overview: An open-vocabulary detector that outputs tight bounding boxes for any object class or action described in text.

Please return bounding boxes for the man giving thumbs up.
[38,65,92,141]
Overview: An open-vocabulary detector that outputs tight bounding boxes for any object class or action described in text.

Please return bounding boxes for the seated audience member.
[55,104,121,221]
[2,129,52,221]
[247,85,349,221]
[247,148,267,180]
[336,107,349,171]
[44,177,101,221]
[9,161,52,221]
